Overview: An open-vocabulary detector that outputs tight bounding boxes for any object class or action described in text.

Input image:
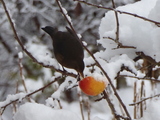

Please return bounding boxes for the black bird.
[42,26,84,78]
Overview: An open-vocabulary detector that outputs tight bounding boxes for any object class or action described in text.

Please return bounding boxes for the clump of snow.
[46,97,61,109]
[46,97,55,107]
[92,73,108,85]
[26,39,59,69]
[18,52,23,59]
[51,76,76,99]
[136,71,145,78]
[62,7,72,24]
[14,102,80,120]
[84,56,95,67]
[102,54,137,80]
[98,0,160,62]
[148,0,160,24]
[82,40,87,46]
[77,34,82,39]
[53,72,62,78]
[0,93,26,108]
[58,1,72,24]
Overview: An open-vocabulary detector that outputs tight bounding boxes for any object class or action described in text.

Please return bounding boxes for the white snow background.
[0,0,160,120]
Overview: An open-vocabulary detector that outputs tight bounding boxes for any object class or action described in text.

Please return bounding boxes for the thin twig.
[140,81,144,117]
[136,52,159,66]
[111,0,119,43]
[77,87,85,120]
[74,0,160,26]
[55,0,79,40]
[18,54,31,102]
[105,37,136,49]
[0,36,12,53]
[86,54,131,118]
[55,0,131,119]
[129,93,160,106]
[18,57,27,93]
[86,99,90,120]
[103,90,130,120]
[133,82,137,119]
[103,91,120,120]
[119,75,160,83]
[1,0,77,79]
[57,99,62,109]
[0,77,60,110]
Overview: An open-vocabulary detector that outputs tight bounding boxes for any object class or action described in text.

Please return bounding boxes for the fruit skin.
[79,76,107,96]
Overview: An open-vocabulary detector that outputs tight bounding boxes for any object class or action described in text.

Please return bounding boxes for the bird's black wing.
[65,27,75,36]
[53,31,84,60]
[65,27,82,44]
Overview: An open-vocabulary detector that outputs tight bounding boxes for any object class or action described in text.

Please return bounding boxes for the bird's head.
[41,26,58,36]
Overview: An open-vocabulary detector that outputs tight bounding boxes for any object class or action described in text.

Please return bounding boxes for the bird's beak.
[41,27,47,32]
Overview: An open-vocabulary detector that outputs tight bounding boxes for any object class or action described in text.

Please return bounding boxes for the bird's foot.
[61,67,68,78]
[77,73,81,81]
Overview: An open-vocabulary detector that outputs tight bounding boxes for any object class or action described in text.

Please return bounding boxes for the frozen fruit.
[79,75,108,96]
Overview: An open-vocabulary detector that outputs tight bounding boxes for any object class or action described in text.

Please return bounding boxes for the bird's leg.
[77,73,81,81]
[62,66,67,77]
[77,71,84,81]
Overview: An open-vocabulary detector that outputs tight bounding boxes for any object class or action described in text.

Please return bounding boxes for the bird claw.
[61,66,67,77]
[76,73,81,81]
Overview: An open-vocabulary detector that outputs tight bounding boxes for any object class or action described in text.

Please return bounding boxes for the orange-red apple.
[79,75,108,96]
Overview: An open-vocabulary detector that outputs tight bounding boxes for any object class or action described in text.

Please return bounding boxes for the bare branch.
[129,93,160,106]
[1,0,77,79]
[0,77,60,111]
[77,88,84,120]
[55,0,131,119]
[74,0,160,26]
[111,0,120,43]
[119,75,160,83]
[105,37,136,49]
[103,90,121,120]
[133,82,137,119]
[136,52,159,65]
[18,53,31,102]
[0,35,12,53]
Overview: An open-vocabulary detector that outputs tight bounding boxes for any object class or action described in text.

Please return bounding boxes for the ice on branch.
[0,93,26,108]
